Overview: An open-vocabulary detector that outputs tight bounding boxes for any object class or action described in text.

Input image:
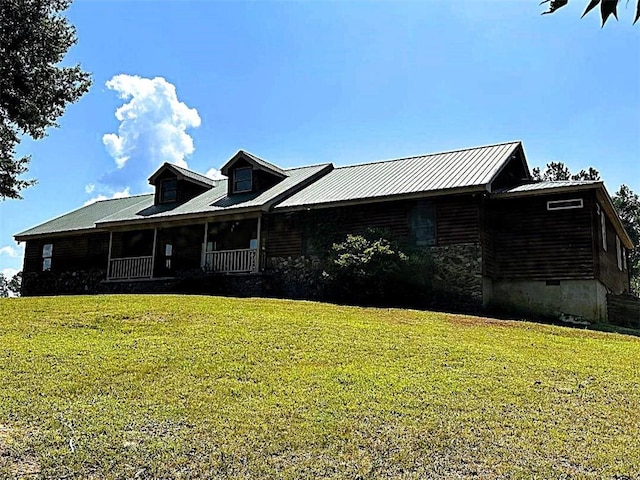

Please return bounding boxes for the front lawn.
[0,295,638,478]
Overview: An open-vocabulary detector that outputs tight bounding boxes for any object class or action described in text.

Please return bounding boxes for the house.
[15,141,633,322]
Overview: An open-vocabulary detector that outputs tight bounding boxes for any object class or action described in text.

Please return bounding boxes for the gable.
[220,151,287,196]
[148,163,216,205]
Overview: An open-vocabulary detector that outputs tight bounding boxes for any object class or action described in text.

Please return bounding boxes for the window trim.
[616,236,623,271]
[546,198,583,211]
[160,178,177,203]
[42,243,53,271]
[233,167,253,193]
[600,210,607,251]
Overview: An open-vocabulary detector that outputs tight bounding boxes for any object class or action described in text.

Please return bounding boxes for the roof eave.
[274,185,487,213]
[492,183,600,199]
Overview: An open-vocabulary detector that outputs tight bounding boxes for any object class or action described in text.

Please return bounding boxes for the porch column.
[201,222,209,268]
[150,227,158,279]
[106,231,113,280]
[255,215,262,273]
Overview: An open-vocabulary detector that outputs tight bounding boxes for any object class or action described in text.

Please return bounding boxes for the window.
[409,201,436,247]
[160,178,177,203]
[164,243,173,270]
[233,167,252,193]
[546,198,583,210]
[42,243,53,271]
[616,236,622,271]
[623,247,627,271]
[600,210,607,251]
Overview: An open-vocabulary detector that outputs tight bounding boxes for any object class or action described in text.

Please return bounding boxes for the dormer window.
[160,178,177,203]
[233,167,253,193]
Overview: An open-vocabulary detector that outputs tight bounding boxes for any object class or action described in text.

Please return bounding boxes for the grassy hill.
[0,295,639,479]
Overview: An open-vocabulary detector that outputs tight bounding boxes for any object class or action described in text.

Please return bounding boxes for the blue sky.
[1,0,639,278]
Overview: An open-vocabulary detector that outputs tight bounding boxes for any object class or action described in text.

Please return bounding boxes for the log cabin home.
[15,141,633,322]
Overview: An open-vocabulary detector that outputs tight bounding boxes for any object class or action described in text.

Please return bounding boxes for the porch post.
[255,215,262,273]
[106,231,113,280]
[150,227,158,279]
[201,222,209,268]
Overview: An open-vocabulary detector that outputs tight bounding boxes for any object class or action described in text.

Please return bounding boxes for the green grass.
[0,295,639,479]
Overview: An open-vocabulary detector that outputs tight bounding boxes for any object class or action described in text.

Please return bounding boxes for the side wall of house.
[593,201,630,294]
[266,194,485,307]
[21,232,110,296]
[489,192,595,281]
[486,190,628,322]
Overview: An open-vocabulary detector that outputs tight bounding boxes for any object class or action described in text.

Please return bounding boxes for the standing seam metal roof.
[276,141,521,209]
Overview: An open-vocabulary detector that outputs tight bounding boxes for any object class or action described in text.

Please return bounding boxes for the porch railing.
[108,256,153,280]
[204,248,257,274]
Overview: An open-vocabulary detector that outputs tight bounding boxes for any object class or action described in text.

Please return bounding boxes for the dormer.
[148,163,216,206]
[220,150,287,196]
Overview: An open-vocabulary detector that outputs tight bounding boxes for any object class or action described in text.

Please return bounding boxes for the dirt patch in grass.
[0,424,41,477]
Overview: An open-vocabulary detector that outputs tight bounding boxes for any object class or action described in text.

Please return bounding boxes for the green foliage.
[327,229,413,304]
[0,273,8,297]
[0,295,639,477]
[532,162,600,181]
[7,270,21,296]
[541,0,640,25]
[0,0,92,199]
[613,185,640,294]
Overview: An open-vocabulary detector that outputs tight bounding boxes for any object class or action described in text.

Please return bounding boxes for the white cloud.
[0,245,20,258]
[85,183,96,194]
[0,244,23,258]
[84,187,131,206]
[205,168,226,181]
[102,74,201,174]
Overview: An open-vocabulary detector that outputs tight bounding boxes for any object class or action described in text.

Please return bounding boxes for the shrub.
[325,229,432,306]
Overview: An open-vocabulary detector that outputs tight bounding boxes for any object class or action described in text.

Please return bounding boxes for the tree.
[0,274,8,297]
[541,0,640,26]
[8,271,21,297]
[532,162,601,181]
[0,0,92,199]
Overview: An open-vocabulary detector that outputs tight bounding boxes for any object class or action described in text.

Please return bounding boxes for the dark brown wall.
[265,195,481,259]
[596,204,630,293]
[490,193,595,280]
[23,233,110,274]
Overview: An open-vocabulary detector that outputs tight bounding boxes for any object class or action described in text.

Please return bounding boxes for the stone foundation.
[22,269,107,296]
[427,243,483,307]
[266,256,325,299]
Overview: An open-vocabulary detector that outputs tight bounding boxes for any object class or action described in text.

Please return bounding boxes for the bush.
[325,229,432,306]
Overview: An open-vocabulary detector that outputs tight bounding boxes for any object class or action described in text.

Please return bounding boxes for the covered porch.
[106,216,262,281]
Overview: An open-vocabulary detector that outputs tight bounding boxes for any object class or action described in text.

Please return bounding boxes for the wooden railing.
[204,248,257,273]
[108,256,153,280]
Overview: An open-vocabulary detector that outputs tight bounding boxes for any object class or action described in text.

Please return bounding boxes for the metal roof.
[169,163,219,186]
[276,141,522,209]
[221,150,287,178]
[16,164,329,238]
[95,164,330,227]
[15,195,153,239]
[241,151,287,177]
[493,180,600,196]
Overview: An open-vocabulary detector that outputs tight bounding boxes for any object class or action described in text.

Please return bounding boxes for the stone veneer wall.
[427,242,483,307]
[267,243,483,308]
[266,256,325,299]
[22,269,107,296]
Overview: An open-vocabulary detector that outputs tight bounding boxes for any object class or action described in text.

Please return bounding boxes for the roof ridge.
[333,141,522,170]
[91,193,154,204]
[169,163,217,184]
[284,162,332,171]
